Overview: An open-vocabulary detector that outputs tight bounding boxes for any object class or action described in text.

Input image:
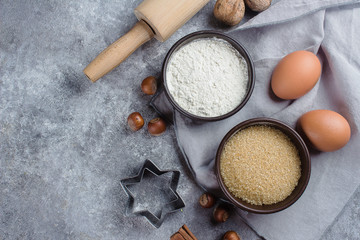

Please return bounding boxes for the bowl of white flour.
[162,31,255,121]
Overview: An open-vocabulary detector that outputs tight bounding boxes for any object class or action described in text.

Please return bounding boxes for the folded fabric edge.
[172,112,266,239]
[149,87,174,124]
[230,0,360,32]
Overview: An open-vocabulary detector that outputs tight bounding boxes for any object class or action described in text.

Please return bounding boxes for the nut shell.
[199,193,215,208]
[127,112,144,131]
[214,0,245,26]
[244,0,271,12]
[148,118,166,136]
[213,205,229,223]
[141,76,157,95]
[223,231,241,240]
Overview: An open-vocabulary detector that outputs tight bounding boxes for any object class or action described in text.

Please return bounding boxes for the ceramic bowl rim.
[215,117,311,214]
[162,30,255,122]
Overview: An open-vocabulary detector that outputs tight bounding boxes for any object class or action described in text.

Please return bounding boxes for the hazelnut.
[213,205,229,223]
[141,76,157,95]
[148,117,166,136]
[223,231,241,240]
[213,0,245,26]
[199,193,215,208]
[127,112,144,131]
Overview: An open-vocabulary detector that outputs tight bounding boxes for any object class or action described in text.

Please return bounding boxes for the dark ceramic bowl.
[215,118,311,214]
[162,31,255,121]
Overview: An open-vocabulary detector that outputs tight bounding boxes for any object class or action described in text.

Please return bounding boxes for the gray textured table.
[1,1,359,239]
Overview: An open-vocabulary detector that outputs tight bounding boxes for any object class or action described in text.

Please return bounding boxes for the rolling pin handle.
[83,20,155,82]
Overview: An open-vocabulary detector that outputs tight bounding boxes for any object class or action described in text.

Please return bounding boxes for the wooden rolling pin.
[84,0,210,82]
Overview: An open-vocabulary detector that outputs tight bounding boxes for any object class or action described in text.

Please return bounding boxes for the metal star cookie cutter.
[120,159,185,228]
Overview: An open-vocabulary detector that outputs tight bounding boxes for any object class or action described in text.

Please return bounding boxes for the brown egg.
[298,110,351,152]
[271,50,321,99]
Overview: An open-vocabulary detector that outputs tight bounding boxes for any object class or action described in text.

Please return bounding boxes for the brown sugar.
[220,125,301,205]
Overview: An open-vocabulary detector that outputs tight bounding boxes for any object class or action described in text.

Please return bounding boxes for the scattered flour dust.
[166,37,249,117]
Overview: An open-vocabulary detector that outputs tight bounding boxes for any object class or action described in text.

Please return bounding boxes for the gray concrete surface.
[0,1,359,239]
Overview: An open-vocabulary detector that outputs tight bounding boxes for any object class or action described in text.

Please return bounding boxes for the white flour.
[166,38,249,117]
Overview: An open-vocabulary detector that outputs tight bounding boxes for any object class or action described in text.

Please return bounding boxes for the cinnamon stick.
[170,224,197,240]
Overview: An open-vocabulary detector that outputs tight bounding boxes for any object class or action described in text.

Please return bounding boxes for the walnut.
[213,0,245,26]
[244,0,272,12]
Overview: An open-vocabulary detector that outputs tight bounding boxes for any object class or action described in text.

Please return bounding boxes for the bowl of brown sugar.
[215,118,311,214]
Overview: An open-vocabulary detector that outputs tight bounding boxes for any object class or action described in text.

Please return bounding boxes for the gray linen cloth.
[151,0,360,239]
